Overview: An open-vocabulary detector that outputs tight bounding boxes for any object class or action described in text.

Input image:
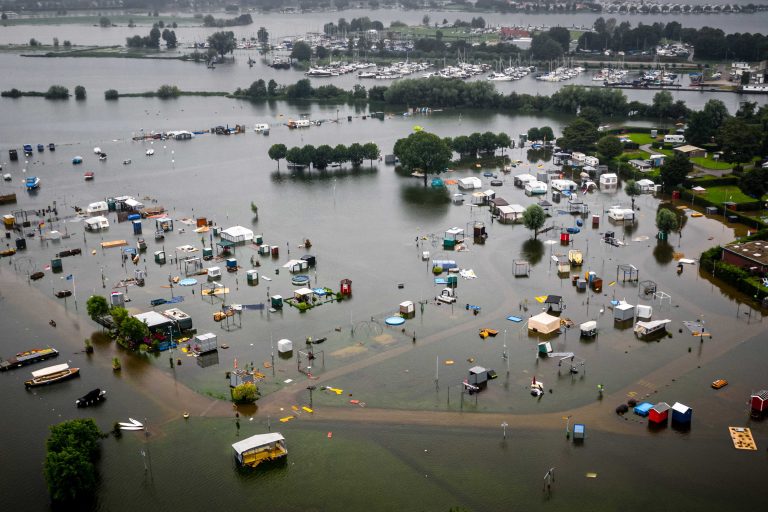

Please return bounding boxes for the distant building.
[722,241,768,273]
[500,27,531,40]
[673,145,707,159]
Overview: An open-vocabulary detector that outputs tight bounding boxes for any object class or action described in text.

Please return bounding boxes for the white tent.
[497,204,525,223]
[220,226,254,244]
[528,312,561,334]
[458,177,482,190]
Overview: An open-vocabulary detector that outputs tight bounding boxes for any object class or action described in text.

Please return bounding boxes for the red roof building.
[500,27,531,40]
[649,402,671,424]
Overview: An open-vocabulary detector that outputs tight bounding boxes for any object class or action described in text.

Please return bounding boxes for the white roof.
[222,225,254,238]
[445,227,464,235]
[124,198,143,208]
[294,287,313,295]
[31,363,69,378]
[85,215,108,225]
[514,173,535,181]
[458,177,482,188]
[600,173,618,179]
[649,154,665,159]
[497,205,524,215]
[528,312,560,334]
[134,311,174,328]
[637,179,655,187]
[580,320,597,330]
[482,189,495,196]
[282,259,306,268]
[232,433,285,455]
[615,301,634,311]
[672,402,691,414]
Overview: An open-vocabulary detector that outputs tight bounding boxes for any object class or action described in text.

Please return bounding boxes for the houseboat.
[232,432,287,468]
[25,176,40,190]
[525,180,548,195]
[254,123,270,134]
[75,388,106,407]
[1,347,59,371]
[287,119,311,129]
[24,363,80,388]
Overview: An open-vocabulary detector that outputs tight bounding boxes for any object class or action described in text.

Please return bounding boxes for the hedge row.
[687,175,739,188]
[699,245,768,301]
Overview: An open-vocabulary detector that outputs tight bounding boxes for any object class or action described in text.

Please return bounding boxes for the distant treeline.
[268,142,380,169]
[202,14,253,28]
[237,77,686,120]
[579,18,768,61]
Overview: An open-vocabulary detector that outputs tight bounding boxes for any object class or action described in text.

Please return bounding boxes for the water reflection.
[197,350,220,368]
[399,184,450,219]
[653,239,675,265]
[270,166,377,184]
[526,148,552,164]
[521,238,545,265]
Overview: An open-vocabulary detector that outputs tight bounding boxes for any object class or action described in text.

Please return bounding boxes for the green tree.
[479,131,499,154]
[232,382,259,403]
[557,118,599,152]
[148,26,161,48]
[717,117,762,164]
[547,27,571,53]
[257,26,269,44]
[44,85,69,100]
[46,418,102,456]
[362,142,380,164]
[738,168,768,199]
[268,143,287,170]
[291,41,312,61]
[577,106,602,128]
[267,79,278,96]
[496,133,512,154]
[156,84,180,98]
[656,208,679,235]
[660,152,692,189]
[539,126,555,141]
[523,204,547,239]
[247,79,267,99]
[287,78,313,99]
[99,16,111,27]
[121,316,149,343]
[651,90,674,118]
[286,146,310,167]
[685,99,729,146]
[624,179,642,210]
[596,135,623,161]
[44,447,96,502]
[333,144,349,165]
[74,85,86,100]
[86,295,109,322]
[392,131,453,186]
[104,89,119,100]
[347,143,365,165]
[527,127,541,142]
[161,28,177,48]
[207,31,236,57]
[312,144,334,169]
[531,33,563,60]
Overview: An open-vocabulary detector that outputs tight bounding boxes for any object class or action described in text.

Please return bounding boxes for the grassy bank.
[1,14,199,27]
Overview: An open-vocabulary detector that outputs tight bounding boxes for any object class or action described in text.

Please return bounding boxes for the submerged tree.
[523,204,547,239]
[86,295,109,322]
[392,131,452,186]
[656,208,679,236]
[624,179,642,210]
[268,143,287,170]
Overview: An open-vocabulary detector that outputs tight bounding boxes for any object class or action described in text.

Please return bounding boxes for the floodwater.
[1,25,767,510]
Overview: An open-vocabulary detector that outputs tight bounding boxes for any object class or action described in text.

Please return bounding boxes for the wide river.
[1,11,767,512]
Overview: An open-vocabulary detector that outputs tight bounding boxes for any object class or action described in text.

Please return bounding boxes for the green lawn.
[690,157,733,170]
[627,133,657,145]
[699,186,758,205]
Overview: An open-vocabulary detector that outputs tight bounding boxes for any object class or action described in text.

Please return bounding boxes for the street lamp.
[307,385,317,408]
[501,421,508,439]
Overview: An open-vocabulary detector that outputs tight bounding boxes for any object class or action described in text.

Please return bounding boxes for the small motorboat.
[98,152,107,161]
[118,417,144,430]
[123,159,132,165]
[2,173,11,181]
[84,171,94,181]
[75,388,106,407]
[93,147,102,154]
[72,156,83,165]
[146,149,155,156]
[48,143,56,151]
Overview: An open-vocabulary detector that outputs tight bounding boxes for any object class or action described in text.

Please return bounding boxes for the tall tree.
[291,41,312,61]
[557,118,600,152]
[207,31,236,57]
[531,33,563,60]
[268,144,287,170]
[393,131,452,186]
[86,295,109,322]
[660,152,692,189]
[685,99,729,146]
[523,204,547,239]
[596,135,623,161]
[717,118,762,164]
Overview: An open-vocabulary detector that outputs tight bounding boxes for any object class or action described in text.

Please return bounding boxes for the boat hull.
[24,368,80,388]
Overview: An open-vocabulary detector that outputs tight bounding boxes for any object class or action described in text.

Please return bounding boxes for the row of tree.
[202,14,253,28]
[126,27,177,49]
[2,84,86,99]
[87,295,150,348]
[686,100,768,165]
[268,142,380,169]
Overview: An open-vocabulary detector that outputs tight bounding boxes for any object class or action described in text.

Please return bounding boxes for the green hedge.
[700,244,768,301]
[677,188,765,227]
[687,175,739,188]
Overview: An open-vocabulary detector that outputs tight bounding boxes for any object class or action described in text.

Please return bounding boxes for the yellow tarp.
[327,387,343,395]
[302,406,313,413]
[279,416,295,423]
[101,240,128,248]
[535,295,548,303]
[202,287,229,296]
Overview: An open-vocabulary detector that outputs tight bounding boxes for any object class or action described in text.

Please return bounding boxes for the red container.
[592,214,600,228]
[672,190,681,200]
[560,232,570,244]
[271,246,279,258]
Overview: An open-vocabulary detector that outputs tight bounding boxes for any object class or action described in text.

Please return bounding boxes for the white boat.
[93,147,102,154]
[254,123,270,133]
[2,173,11,181]
[146,149,155,156]
[487,72,513,81]
[123,159,132,165]
[120,425,144,431]
[118,417,144,428]
[452,193,465,205]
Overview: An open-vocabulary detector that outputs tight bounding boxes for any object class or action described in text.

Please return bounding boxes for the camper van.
[550,179,578,192]
[288,119,310,129]
[525,180,548,195]
[664,134,685,144]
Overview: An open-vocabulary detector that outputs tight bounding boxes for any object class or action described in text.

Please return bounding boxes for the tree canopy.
[268,144,287,169]
[291,41,312,61]
[207,31,236,57]
[717,117,762,164]
[523,204,547,238]
[557,118,600,152]
[656,208,679,235]
[660,152,693,189]
[596,135,623,161]
[86,295,109,322]
[393,131,453,186]
[44,419,103,503]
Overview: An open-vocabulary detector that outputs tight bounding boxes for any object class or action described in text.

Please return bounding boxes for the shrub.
[104,89,119,100]
[432,266,443,275]
[44,85,69,100]
[231,382,259,403]
[156,84,180,98]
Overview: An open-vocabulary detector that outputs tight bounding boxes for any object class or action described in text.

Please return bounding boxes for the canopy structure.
[634,319,671,337]
[528,312,561,334]
[220,225,254,244]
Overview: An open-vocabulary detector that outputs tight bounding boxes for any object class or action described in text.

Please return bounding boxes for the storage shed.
[751,390,768,413]
[162,308,193,330]
[649,402,671,424]
[220,226,254,245]
[458,177,482,190]
[467,366,489,392]
[573,424,586,441]
[232,433,287,468]
[399,301,415,318]
[671,402,692,424]
[613,301,635,322]
[544,295,564,312]
[192,332,217,354]
[528,312,560,334]
[634,402,653,416]
[497,204,524,224]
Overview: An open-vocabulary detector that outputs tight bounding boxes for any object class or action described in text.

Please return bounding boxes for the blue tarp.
[312,288,328,296]
[507,316,523,322]
[634,402,653,416]
[434,278,448,285]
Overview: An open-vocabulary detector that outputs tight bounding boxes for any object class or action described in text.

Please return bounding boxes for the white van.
[664,134,685,144]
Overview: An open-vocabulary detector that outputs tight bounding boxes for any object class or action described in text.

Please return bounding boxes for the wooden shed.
[649,402,671,424]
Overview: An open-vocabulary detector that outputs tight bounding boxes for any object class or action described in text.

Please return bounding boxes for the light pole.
[501,421,508,439]
[307,385,316,408]
[563,415,572,439]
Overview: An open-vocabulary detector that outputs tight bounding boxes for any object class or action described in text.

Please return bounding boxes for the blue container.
[127,213,141,221]
[634,402,653,417]
[132,220,142,234]
[226,258,237,269]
